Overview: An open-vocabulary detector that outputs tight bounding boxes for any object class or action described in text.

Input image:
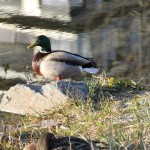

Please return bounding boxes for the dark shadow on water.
[0,78,26,90]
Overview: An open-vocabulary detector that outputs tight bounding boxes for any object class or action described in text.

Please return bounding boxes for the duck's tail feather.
[82,61,98,68]
[82,61,99,74]
[83,67,99,74]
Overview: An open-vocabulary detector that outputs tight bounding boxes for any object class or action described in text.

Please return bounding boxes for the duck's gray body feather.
[44,51,91,65]
[28,35,99,80]
[40,61,84,79]
[39,51,98,79]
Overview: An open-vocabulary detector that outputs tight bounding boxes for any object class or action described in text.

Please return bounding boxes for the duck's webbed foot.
[55,76,62,88]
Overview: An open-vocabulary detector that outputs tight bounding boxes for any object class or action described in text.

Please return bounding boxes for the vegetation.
[2,63,9,78]
[0,75,149,149]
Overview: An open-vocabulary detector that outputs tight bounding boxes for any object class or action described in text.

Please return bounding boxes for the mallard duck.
[27,35,99,81]
[23,132,105,150]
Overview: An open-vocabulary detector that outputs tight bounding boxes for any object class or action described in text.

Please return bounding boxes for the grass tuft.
[0,76,149,149]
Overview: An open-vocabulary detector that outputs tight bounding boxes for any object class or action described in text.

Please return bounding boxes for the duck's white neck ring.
[39,50,50,53]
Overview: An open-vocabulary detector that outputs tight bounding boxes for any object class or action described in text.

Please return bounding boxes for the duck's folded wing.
[43,51,92,66]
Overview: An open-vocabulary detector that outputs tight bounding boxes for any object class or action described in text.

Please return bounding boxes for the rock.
[0,81,88,115]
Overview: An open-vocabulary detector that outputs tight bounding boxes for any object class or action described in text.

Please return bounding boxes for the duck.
[27,35,99,81]
[23,132,106,150]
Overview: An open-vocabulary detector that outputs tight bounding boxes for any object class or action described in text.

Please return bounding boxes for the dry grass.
[0,75,149,149]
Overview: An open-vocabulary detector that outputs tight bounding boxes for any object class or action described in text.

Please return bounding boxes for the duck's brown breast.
[32,52,50,76]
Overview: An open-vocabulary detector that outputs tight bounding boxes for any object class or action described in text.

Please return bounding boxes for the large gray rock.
[0,81,88,115]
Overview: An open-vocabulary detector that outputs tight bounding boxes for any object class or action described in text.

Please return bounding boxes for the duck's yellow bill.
[27,42,37,49]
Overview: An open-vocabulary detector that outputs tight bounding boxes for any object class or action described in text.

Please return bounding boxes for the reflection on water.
[0,43,32,72]
[0,42,32,76]
[0,0,82,21]
[0,43,32,90]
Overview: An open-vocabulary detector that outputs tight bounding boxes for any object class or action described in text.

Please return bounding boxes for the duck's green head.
[27,35,51,52]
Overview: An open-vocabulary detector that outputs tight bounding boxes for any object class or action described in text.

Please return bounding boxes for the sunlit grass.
[0,75,149,149]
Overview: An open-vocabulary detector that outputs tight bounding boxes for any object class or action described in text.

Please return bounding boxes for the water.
[0,43,32,71]
[0,43,32,88]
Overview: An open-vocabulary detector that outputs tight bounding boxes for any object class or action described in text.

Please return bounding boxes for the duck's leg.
[55,76,62,88]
